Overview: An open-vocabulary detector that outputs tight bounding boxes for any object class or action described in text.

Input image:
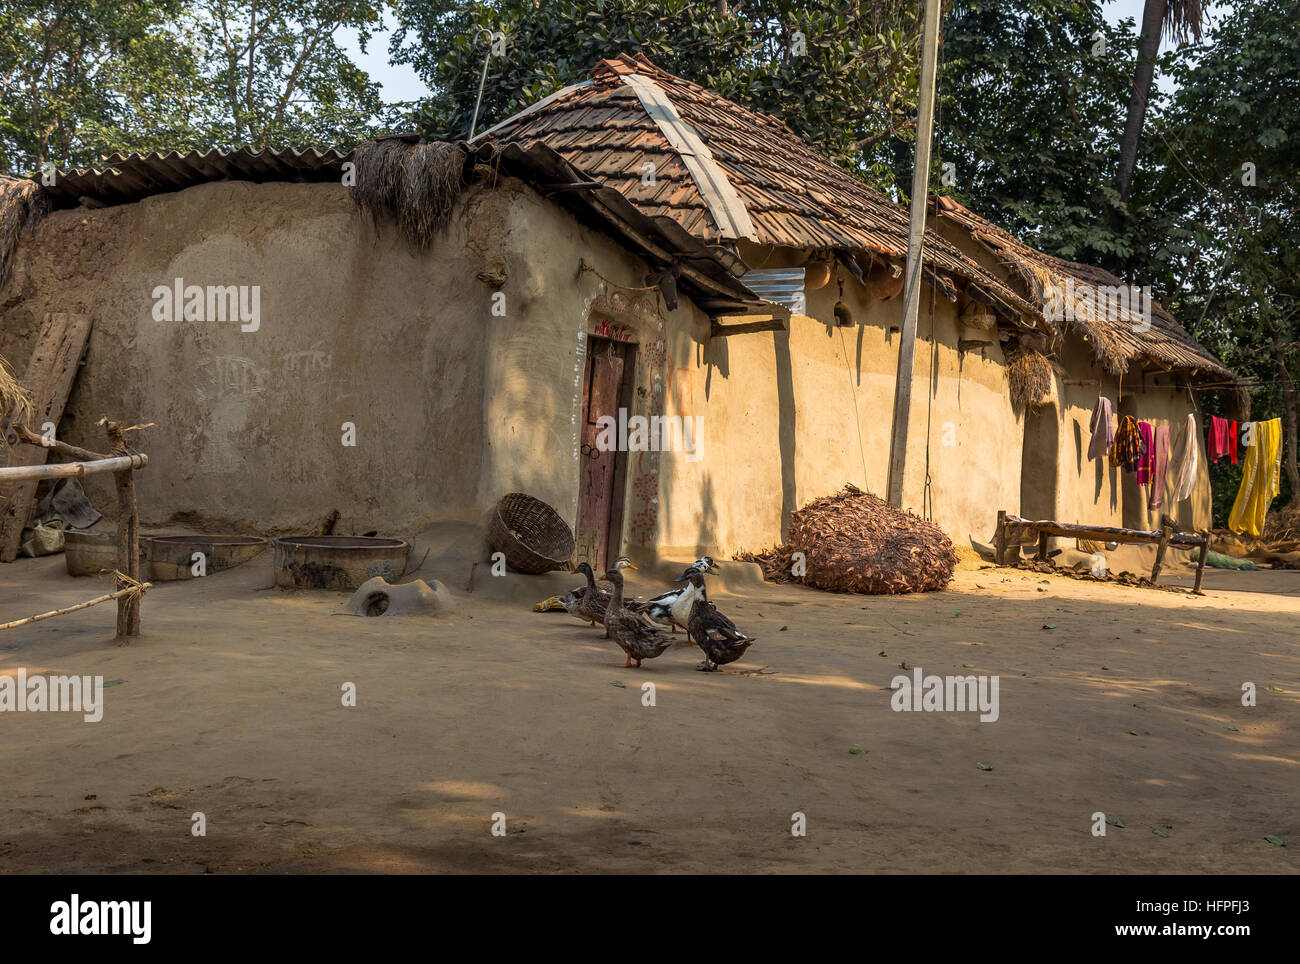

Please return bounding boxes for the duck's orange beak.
[627,563,639,570]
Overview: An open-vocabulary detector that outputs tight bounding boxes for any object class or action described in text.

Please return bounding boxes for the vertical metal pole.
[468,35,493,141]
[886,0,943,507]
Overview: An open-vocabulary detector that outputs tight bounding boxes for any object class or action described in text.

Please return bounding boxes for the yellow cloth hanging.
[1228,418,1282,538]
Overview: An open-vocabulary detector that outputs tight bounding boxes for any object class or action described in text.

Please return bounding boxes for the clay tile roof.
[478,53,1038,323]
[932,195,1233,379]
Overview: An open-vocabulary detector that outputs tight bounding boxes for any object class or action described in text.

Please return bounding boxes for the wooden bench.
[994,510,1211,593]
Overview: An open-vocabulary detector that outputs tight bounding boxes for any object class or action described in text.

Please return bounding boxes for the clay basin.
[147,535,268,581]
[272,535,410,592]
[64,529,152,577]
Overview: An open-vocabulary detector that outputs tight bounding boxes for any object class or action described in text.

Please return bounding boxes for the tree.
[940,0,1141,269]
[389,0,926,190]
[0,0,406,175]
[0,0,201,172]
[1154,0,1300,513]
[1115,0,1204,206]
[195,0,400,149]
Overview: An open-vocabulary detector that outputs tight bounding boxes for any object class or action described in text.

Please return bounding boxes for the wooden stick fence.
[0,418,150,636]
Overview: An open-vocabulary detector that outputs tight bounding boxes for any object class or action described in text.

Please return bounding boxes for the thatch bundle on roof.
[736,484,956,594]
[1,174,48,291]
[349,140,468,251]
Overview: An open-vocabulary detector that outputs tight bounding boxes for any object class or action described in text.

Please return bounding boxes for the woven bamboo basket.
[488,493,575,574]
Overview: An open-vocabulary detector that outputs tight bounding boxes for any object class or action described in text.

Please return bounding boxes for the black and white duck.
[602,564,676,668]
[674,566,757,672]
[641,556,716,634]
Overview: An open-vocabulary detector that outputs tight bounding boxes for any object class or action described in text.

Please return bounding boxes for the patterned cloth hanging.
[1111,415,1143,473]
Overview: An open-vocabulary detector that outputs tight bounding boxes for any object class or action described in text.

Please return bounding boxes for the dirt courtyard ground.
[1,548,1296,874]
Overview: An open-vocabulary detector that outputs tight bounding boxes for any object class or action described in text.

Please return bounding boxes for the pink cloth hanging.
[1136,421,1155,485]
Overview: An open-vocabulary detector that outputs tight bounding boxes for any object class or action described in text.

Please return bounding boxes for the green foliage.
[0,0,407,174]
[389,0,923,188]
[1155,0,1300,516]
[195,0,403,149]
[940,0,1156,270]
[0,0,199,172]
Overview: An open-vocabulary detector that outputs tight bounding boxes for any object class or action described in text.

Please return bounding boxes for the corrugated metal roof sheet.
[40,146,348,207]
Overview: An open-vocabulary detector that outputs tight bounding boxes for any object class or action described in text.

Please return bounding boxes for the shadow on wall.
[1073,415,1119,512]
[774,328,797,538]
[700,327,729,390]
[692,471,718,557]
[1021,401,1060,521]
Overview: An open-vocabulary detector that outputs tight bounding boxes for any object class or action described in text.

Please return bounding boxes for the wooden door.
[576,338,632,572]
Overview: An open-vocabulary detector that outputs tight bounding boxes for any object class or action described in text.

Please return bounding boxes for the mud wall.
[1,176,1040,558]
[0,179,496,535]
[643,265,1024,557]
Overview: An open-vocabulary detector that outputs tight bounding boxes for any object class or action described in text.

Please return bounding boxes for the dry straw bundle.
[349,140,468,250]
[0,174,49,291]
[1004,345,1062,413]
[0,351,30,429]
[737,484,957,594]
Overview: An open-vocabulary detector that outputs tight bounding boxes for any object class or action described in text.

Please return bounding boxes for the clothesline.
[1085,394,1284,537]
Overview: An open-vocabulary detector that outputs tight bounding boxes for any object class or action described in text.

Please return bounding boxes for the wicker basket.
[488,493,575,574]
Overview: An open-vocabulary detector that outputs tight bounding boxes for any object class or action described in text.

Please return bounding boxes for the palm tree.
[1115,0,1206,204]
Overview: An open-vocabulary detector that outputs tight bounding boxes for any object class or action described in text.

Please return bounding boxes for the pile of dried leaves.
[735,484,956,594]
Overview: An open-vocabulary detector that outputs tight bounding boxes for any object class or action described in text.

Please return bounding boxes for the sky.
[338,0,1211,108]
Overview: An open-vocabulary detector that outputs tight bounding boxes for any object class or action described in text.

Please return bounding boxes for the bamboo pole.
[0,453,146,482]
[886,0,942,507]
[99,418,144,638]
[0,580,153,632]
[8,423,109,461]
[0,417,151,637]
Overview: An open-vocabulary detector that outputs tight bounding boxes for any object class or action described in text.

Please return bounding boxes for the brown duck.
[674,566,757,671]
[602,564,676,668]
[570,558,644,637]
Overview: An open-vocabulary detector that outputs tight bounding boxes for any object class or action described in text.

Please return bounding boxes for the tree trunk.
[1115,0,1166,204]
[1268,320,1300,509]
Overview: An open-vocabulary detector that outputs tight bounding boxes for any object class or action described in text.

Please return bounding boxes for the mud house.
[0,53,1235,570]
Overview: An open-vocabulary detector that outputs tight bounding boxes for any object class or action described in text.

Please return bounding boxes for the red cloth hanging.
[1209,416,1239,464]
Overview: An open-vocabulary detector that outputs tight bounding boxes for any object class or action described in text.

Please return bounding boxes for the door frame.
[577,335,637,571]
